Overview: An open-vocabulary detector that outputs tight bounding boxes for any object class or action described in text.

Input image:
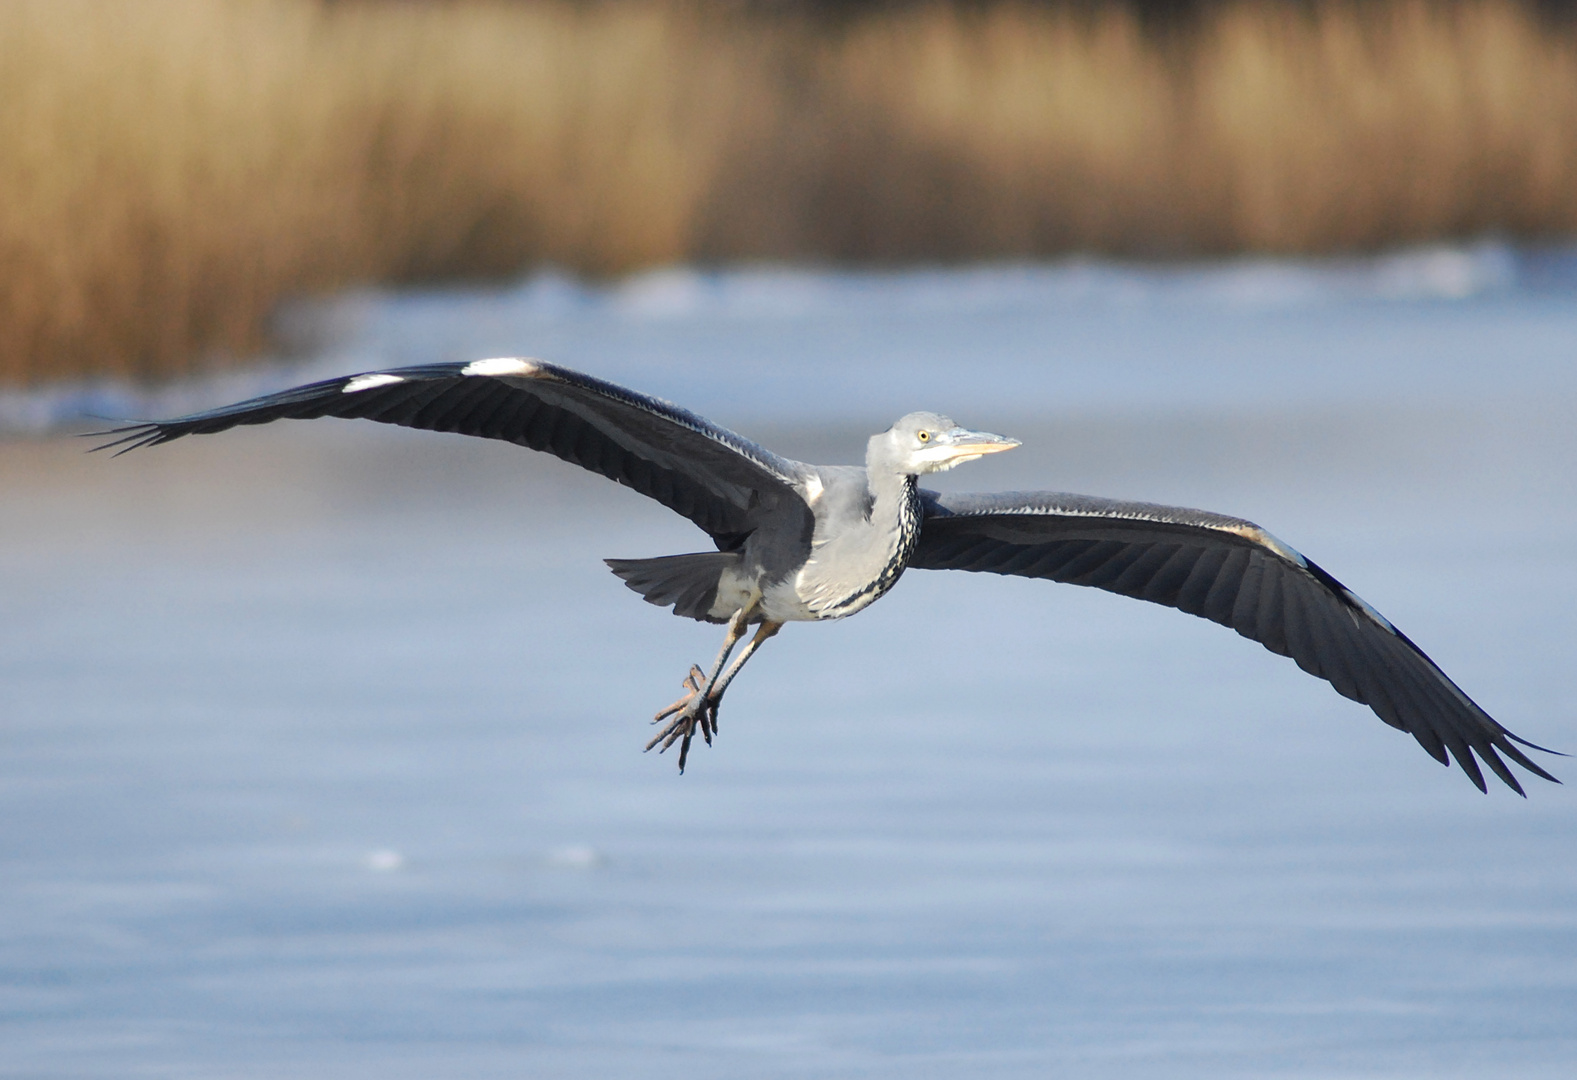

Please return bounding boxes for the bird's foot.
[646,665,719,772]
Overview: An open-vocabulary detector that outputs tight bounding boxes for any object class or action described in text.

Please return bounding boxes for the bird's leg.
[647,607,750,767]
[699,620,782,722]
[649,620,783,773]
[652,607,749,732]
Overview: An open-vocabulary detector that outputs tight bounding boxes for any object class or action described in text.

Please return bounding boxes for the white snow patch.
[546,844,602,869]
[362,849,406,872]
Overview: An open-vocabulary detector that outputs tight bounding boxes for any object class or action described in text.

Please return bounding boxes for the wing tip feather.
[1504,731,1567,757]
[83,424,168,456]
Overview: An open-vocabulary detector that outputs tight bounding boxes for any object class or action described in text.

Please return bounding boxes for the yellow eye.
[917,431,929,442]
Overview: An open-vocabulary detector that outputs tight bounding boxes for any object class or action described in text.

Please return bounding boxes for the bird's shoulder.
[798,465,872,514]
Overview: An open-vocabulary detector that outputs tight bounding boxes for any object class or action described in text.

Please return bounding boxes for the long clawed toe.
[645,665,722,771]
[651,666,706,724]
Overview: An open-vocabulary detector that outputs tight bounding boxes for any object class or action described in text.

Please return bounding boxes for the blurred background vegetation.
[3,0,1575,386]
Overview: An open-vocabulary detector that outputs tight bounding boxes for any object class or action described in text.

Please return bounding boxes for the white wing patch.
[1223,523,1310,568]
[342,373,405,393]
[461,357,539,377]
[1339,587,1399,634]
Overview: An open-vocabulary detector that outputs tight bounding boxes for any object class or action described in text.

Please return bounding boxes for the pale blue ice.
[2,245,1575,1077]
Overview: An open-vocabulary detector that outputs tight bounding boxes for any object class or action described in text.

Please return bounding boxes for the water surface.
[3,248,1575,1077]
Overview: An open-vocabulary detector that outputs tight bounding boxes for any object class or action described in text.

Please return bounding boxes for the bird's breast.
[780,477,922,621]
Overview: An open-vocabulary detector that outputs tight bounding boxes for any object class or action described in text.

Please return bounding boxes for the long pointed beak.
[936,427,1020,465]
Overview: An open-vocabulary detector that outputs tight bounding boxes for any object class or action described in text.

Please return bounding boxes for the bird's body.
[101,357,1560,790]
[787,472,919,620]
[795,450,927,621]
[734,464,921,624]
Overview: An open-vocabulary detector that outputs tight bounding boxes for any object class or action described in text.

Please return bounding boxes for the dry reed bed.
[3,0,1575,385]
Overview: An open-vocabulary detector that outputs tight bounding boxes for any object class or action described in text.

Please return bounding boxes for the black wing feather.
[914,489,1560,793]
[95,359,810,549]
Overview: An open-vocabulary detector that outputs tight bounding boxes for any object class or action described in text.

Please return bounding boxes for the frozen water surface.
[3,247,1576,1077]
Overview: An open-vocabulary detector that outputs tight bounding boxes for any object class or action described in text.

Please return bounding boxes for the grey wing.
[96,358,811,549]
[913,489,1560,794]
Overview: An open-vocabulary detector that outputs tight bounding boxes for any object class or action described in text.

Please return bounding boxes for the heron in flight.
[101,358,1559,790]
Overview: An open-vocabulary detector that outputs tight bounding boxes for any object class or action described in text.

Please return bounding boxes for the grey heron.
[100,357,1560,791]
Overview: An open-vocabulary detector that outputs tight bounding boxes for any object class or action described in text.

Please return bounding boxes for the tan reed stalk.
[1,0,1573,385]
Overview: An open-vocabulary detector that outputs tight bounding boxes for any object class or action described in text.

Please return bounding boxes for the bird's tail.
[605,553,740,623]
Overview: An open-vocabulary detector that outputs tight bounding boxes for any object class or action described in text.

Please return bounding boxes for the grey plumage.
[606,552,740,623]
[911,492,1556,794]
[98,357,1561,791]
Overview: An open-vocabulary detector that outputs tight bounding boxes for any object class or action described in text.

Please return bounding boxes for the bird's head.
[873,412,1020,476]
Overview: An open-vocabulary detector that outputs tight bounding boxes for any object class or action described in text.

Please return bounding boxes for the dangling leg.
[651,606,748,734]
[651,619,783,771]
[646,607,750,766]
[699,620,783,725]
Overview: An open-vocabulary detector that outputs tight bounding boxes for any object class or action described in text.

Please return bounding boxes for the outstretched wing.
[97,358,811,549]
[913,490,1559,794]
